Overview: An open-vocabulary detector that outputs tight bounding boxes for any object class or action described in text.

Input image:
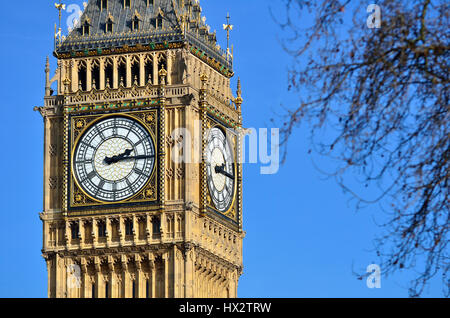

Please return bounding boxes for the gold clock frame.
[65,110,160,213]
[201,117,241,226]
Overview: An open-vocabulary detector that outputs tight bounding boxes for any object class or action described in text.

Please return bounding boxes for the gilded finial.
[54,1,66,39]
[235,77,243,111]
[159,67,167,85]
[237,77,242,97]
[200,73,208,83]
[223,13,234,63]
[45,56,50,73]
[63,77,71,93]
[158,67,167,78]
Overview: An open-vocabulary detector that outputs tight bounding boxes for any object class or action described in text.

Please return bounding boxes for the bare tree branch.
[275,0,449,297]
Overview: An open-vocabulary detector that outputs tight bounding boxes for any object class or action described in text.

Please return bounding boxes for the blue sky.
[0,0,443,298]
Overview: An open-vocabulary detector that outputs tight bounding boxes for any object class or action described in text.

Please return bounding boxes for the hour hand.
[215,164,234,179]
[104,149,133,165]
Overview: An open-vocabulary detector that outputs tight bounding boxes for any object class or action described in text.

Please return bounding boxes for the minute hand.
[215,165,234,179]
[114,154,155,163]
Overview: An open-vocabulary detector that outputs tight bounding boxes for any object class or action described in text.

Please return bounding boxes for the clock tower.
[36,0,244,298]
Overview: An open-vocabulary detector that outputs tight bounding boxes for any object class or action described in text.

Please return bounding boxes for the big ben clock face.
[72,116,156,203]
[206,127,236,212]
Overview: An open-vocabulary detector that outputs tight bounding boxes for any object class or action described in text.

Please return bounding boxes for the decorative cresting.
[55,0,233,77]
[37,0,244,299]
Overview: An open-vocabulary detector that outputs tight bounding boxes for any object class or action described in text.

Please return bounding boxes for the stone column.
[80,258,88,298]
[132,215,138,243]
[79,219,85,249]
[119,216,125,246]
[121,255,129,298]
[71,59,78,92]
[139,54,145,87]
[106,217,112,247]
[57,60,62,95]
[126,55,132,87]
[149,256,156,298]
[146,214,152,243]
[86,59,92,91]
[136,255,144,298]
[99,58,105,90]
[153,53,158,85]
[113,57,118,89]
[43,220,49,251]
[59,60,66,95]
[65,221,71,248]
[173,246,182,298]
[184,245,194,297]
[167,51,172,85]
[163,252,169,298]
[92,218,98,248]
[94,257,101,298]
[54,254,64,298]
[108,256,117,298]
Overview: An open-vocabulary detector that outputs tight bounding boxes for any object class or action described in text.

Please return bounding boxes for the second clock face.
[206,127,236,213]
[73,116,155,202]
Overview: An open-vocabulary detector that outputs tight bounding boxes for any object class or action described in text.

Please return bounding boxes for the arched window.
[156,15,163,29]
[132,16,140,31]
[118,57,127,87]
[71,222,79,240]
[125,219,133,236]
[152,217,161,234]
[92,60,100,90]
[106,14,115,33]
[131,58,140,85]
[100,0,108,11]
[82,21,90,36]
[105,58,113,88]
[124,0,131,8]
[78,61,87,91]
[98,221,106,237]
[144,57,153,85]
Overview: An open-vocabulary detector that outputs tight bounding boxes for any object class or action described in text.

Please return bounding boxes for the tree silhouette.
[275,0,449,297]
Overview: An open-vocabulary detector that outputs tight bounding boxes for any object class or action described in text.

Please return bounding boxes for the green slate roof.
[56,0,230,69]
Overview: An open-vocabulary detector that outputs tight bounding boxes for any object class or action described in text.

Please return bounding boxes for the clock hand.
[115,154,155,162]
[104,149,133,165]
[215,164,235,179]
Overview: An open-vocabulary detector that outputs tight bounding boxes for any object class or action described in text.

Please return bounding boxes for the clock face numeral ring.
[73,116,155,203]
[206,127,236,213]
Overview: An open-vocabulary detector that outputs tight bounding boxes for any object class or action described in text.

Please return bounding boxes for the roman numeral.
[95,126,106,141]
[87,171,96,180]
[126,123,136,139]
[81,141,95,149]
[134,167,144,175]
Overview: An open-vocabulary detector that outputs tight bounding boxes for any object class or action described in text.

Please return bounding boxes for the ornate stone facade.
[36,0,244,298]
